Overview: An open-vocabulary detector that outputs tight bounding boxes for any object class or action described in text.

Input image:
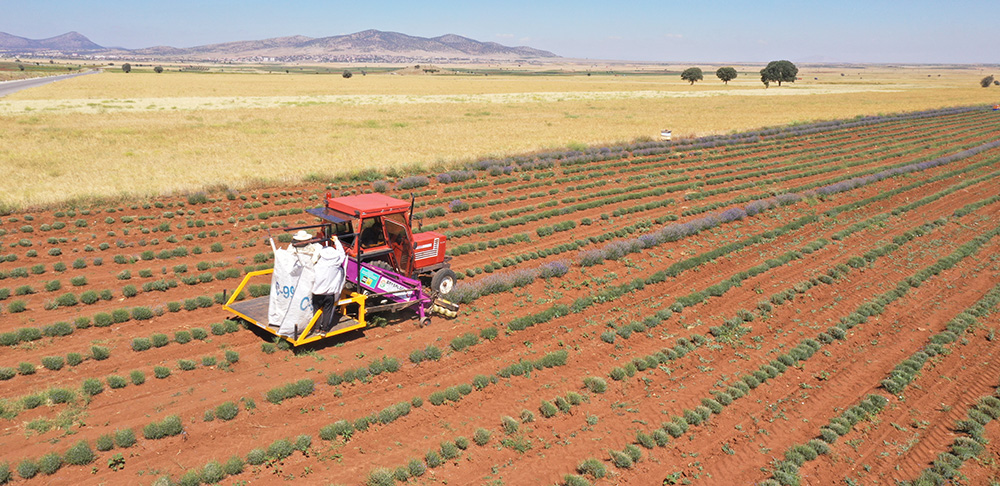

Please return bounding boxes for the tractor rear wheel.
[368,260,394,272]
[431,268,456,296]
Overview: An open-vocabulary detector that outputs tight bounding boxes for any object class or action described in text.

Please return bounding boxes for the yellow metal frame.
[222,269,367,346]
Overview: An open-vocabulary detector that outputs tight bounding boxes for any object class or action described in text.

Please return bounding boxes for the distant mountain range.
[0,31,103,51]
[0,30,559,62]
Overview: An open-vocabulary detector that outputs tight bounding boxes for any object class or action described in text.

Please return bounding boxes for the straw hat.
[292,230,313,242]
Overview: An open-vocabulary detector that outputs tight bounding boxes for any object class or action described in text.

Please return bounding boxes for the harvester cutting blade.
[434,297,459,312]
[431,298,459,318]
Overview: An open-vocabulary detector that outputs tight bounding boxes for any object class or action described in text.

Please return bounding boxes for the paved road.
[0,70,99,97]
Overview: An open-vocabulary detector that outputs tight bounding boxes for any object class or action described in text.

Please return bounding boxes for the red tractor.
[222,193,457,347]
[305,193,457,297]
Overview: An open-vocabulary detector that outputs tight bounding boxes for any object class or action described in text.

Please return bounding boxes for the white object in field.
[661,130,672,141]
[269,247,316,337]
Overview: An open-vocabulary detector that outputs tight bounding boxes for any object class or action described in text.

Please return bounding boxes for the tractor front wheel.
[431,268,456,296]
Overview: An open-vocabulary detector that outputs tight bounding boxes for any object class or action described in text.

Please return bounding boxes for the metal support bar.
[291,232,358,248]
[367,301,419,313]
[367,287,420,299]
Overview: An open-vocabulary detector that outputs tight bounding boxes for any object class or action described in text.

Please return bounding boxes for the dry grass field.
[1,62,996,209]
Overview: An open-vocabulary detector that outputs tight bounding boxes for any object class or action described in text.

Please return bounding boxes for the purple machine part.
[346,259,432,321]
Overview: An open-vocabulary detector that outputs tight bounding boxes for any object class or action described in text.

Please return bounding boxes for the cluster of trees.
[120,63,164,73]
[680,67,730,85]
[680,60,799,88]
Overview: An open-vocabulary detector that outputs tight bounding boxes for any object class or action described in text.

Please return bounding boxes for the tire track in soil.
[608,226,998,485]
[418,192,1000,485]
[711,244,1000,485]
[802,294,1000,485]
[948,389,1000,485]
[803,336,1000,485]
[564,218,1000,484]
[610,234,1000,485]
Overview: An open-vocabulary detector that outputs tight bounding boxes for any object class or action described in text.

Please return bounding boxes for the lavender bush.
[538,261,569,279]
[448,200,470,213]
[436,170,476,184]
[396,176,430,190]
[450,260,569,303]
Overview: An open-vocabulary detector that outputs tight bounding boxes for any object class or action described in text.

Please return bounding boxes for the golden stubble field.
[1,62,996,208]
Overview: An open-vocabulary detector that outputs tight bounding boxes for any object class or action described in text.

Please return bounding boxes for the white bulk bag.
[268,247,317,338]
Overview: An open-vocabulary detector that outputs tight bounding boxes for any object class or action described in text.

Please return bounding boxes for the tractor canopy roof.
[325,193,410,218]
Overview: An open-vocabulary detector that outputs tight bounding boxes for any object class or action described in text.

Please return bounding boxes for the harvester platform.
[223,269,368,347]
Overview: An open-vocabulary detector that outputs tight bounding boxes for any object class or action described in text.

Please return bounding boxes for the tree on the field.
[122,63,131,73]
[17,64,24,71]
[681,67,703,85]
[716,67,738,84]
[154,66,163,74]
[342,70,353,78]
[760,60,798,87]
[981,75,995,88]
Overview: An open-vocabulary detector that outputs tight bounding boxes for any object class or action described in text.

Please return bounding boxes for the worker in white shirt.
[289,230,322,266]
[311,235,348,332]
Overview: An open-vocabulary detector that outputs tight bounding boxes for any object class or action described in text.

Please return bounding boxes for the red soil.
[1,108,999,485]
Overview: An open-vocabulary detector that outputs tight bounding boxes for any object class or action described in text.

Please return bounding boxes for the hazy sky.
[3,0,996,63]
